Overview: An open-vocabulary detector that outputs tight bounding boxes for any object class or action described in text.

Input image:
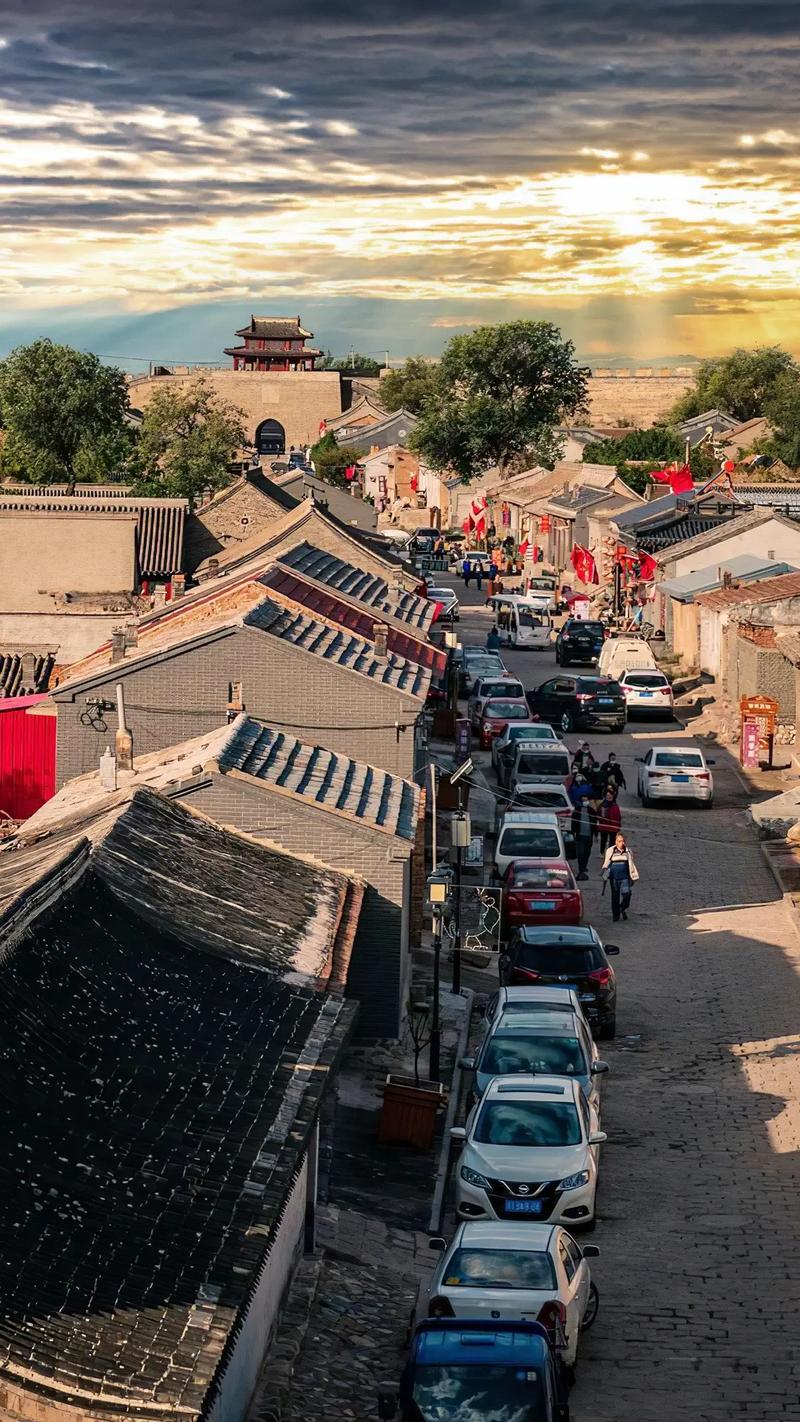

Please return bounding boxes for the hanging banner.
[570,545,599,584]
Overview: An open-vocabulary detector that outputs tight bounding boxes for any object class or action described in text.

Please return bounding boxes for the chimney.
[373,621,389,658]
[110,629,126,663]
[115,683,133,771]
[208,558,219,577]
[124,622,138,648]
[172,572,186,599]
[99,747,117,792]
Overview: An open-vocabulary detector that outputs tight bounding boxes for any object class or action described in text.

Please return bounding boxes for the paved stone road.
[455,577,800,1421]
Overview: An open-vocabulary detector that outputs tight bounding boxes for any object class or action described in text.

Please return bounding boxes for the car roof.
[499,811,560,825]
[495,1012,581,1034]
[455,1221,556,1250]
[484,1074,580,1100]
[499,986,579,1003]
[515,925,600,945]
[651,744,705,755]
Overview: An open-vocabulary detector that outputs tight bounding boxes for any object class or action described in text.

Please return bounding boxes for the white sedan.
[618,669,674,719]
[424,1221,599,1367]
[637,745,715,805]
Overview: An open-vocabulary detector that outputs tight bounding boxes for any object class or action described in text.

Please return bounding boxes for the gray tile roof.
[244,597,431,700]
[220,718,419,840]
[278,540,432,628]
[0,647,55,698]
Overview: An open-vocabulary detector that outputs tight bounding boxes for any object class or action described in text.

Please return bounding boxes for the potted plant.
[379,992,445,1150]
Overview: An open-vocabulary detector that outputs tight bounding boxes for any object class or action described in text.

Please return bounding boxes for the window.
[553,679,574,694]
[578,678,622,695]
[499,829,561,858]
[558,1239,576,1283]
[508,725,555,742]
[443,1248,556,1290]
[510,867,572,889]
[480,681,524,699]
[485,701,529,719]
[624,673,669,688]
[481,1033,585,1079]
[516,753,570,778]
[513,944,603,974]
[412,1365,546,1420]
[475,1099,582,1147]
[510,790,568,810]
[565,1236,583,1273]
[653,751,704,768]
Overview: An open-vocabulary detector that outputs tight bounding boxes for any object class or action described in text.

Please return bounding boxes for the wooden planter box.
[379,1074,445,1150]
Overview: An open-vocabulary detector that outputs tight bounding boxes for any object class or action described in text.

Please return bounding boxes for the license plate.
[597,697,614,705]
[639,691,653,698]
[579,992,596,1002]
[672,774,689,782]
[505,1199,544,1215]
[530,900,556,910]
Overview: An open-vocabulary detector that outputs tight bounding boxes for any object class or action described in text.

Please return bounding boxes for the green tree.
[669,347,799,423]
[379,357,443,415]
[0,338,132,484]
[410,322,588,480]
[132,376,246,507]
[763,373,800,469]
[309,430,363,489]
[320,351,382,375]
[583,426,683,466]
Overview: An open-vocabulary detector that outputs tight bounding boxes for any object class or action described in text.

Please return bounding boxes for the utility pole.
[451,797,471,995]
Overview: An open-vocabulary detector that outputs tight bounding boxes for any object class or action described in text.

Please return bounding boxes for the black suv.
[500,925,620,1038]
[528,674,626,734]
[555,619,606,666]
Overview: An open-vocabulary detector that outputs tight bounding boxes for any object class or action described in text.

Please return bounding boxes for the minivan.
[508,740,572,792]
[493,810,568,878]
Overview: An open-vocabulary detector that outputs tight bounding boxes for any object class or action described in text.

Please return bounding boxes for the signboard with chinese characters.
[455,717,471,766]
[740,694,778,751]
[741,718,760,769]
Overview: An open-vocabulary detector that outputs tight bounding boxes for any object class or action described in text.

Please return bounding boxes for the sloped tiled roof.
[277,541,433,629]
[244,598,431,699]
[235,315,313,338]
[0,492,186,577]
[219,718,419,840]
[0,646,55,698]
[0,787,358,1419]
[696,570,800,611]
[656,508,795,564]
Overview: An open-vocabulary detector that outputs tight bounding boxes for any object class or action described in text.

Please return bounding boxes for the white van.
[488,595,554,650]
[598,636,657,679]
[493,811,568,878]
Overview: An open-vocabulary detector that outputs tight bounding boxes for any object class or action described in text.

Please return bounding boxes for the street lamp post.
[451,807,472,995]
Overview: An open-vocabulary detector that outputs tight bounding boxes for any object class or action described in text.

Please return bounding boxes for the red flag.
[649,465,674,484]
[345,465,355,481]
[669,464,693,494]
[570,545,599,585]
[462,517,471,535]
[518,539,529,558]
[638,552,657,581]
[470,493,488,539]
[319,419,327,436]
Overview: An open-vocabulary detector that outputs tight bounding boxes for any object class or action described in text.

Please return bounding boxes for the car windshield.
[443,1248,556,1290]
[481,1034,585,1079]
[475,1099,582,1146]
[625,674,668,688]
[486,701,529,719]
[518,611,545,629]
[512,791,568,809]
[528,579,554,591]
[515,944,603,974]
[653,751,704,767]
[516,753,570,777]
[568,621,604,634]
[511,868,572,889]
[411,1364,545,1421]
[499,829,561,857]
[577,678,621,694]
[506,725,555,743]
[481,681,523,698]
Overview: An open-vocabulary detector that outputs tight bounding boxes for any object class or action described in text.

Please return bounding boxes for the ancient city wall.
[586,370,694,427]
[128,369,344,449]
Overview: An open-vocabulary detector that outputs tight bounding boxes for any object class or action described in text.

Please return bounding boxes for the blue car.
[378,1318,570,1421]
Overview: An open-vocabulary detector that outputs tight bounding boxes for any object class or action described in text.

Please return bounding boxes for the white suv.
[452,1075,606,1229]
[637,744,715,805]
[618,669,674,719]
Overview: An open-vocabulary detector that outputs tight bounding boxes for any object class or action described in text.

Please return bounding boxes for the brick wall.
[585,374,692,427]
[55,628,421,787]
[179,774,410,1038]
[727,632,796,720]
[128,369,343,451]
[185,481,289,571]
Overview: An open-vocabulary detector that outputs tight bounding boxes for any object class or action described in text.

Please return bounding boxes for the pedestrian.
[574,741,595,773]
[486,624,501,652]
[602,832,639,922]
[568,769,592,808]
[599,752,626,794]
[572,795,598,880]
[598,787,622,854]
[462,556,472,588]
[495,577,504,596]
[475,562,484,591]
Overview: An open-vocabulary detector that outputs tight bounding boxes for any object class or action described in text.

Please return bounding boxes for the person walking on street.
[567,769,592,808]
[598,787,622,854]
[572,795,598,880]
[602,832,639,921]
[486,625,501,652]
[599,752,626,795]
[475,562,484,591]
[462,556,472,588]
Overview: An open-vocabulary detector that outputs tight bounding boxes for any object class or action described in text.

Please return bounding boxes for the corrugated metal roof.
[220,718,419,840]
[244,597,431,699]
[660,557,793,603]
[696,569,800,610]
[0,649,55,698]
[276,541,433,629]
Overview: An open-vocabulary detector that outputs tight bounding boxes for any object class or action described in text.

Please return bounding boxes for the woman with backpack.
[602,832,640,922]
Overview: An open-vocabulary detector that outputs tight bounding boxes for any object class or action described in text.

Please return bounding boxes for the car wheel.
[597,1016,616,1041]
[560,710,573,733]
[581,1282,600,1331]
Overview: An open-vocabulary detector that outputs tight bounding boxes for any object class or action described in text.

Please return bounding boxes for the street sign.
[740,694,778,751]
[741,719,760,769]
[455,717,471,766]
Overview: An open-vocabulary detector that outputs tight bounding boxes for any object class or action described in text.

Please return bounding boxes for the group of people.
[567,745,639,921]
[462,555,506,599]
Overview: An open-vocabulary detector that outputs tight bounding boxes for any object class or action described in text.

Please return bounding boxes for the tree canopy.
[584,425,716,495]
[762,372,800,470]
[669,347,800,423]
[410,322,588,480]
[320,351,382,375]
[309,430,363,489]
[0,338,133,484]
[379,357,443,415]
[131,376,246,507]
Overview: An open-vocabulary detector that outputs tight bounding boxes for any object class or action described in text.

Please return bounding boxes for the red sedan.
[502,859,583,931]
[477,696,530,750]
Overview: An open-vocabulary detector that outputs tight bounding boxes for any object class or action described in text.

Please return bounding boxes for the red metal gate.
[0,695,56,820]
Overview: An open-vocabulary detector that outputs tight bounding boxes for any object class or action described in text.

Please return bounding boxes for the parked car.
[636,744,715,805]
[618,668,674,719]
[502,860,583,931]
[424,1221,600,1368]
[380,1317,571,1422]
[469,675,527,729]
[500,925,620,1039]
[464,1008,606,1108]
[528,674,626,735]
[508,742,572,796]
[426,586,459,623]
[487,595,554,650]
[457,647,507,696]
[483,985,587,1028]
[500,781,575,860]
[477,696,532,749]
[492,720,558,784]
[493,810,568,878]
[555,619,606,666]
[452,1074,606,1228]
[597,635,656,679]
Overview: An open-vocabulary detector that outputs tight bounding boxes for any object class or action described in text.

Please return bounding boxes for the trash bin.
[379,1074,445,1150]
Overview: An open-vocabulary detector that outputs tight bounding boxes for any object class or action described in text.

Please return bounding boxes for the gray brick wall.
[179,774,411,1038]
[54,625,421,787]
[727,634,796,721]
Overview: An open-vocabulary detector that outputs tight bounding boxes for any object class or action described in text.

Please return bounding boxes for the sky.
[0,0,799,366]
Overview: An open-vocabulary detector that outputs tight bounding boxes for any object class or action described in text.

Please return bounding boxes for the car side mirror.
[605,944,620,956]
[378,1389,398,1420]
[460,1056,476,1072]
[582,1244,600,1258]
[589,1130,608,1145]
[428,1236,447,1252]
[450,1125,467,1141]
[591,1061,610,1075]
